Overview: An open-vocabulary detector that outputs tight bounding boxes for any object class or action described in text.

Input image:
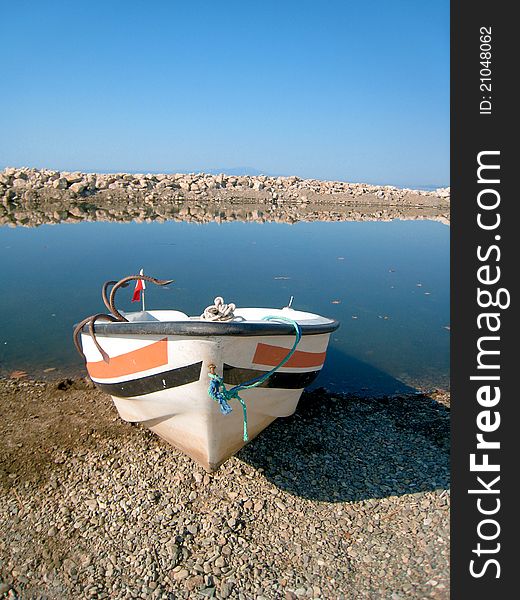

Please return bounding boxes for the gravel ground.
[0,378,450,599]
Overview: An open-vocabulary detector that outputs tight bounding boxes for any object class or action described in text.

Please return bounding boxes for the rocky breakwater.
[1,167,450,227]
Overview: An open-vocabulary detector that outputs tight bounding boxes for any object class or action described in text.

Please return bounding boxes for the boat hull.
[80,315,337,470]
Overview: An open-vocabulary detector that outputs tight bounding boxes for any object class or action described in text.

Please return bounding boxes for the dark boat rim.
[79,319,340,337]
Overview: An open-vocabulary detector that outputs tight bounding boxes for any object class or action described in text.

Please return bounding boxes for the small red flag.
[131,279,144,302]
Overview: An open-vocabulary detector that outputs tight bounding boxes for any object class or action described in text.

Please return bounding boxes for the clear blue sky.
[1,0,449,187]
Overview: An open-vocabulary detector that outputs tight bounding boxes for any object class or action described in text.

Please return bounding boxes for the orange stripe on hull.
[252,343,326,369]
[87,338,168,379]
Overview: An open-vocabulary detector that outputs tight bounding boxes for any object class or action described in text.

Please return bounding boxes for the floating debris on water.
[10,370,28,379]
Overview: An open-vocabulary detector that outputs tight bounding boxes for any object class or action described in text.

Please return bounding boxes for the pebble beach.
[0,377,450,599]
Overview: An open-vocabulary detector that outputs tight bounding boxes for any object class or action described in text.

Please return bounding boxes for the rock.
[85,499,97,511]
[63,558,77,576]
[63,173,83,184]
[185,575,204,591]
[53,177,69,189]
[220,582,233,598]
[70,183,86,194]
[173,569,189,581]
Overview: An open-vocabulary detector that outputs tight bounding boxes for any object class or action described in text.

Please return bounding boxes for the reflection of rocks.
[1,167,450,227]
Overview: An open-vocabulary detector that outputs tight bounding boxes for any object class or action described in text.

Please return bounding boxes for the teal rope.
[208,316,302,441]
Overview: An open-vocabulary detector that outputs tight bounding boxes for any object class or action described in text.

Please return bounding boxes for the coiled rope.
[207,316,302,441]
[201,296,236,321]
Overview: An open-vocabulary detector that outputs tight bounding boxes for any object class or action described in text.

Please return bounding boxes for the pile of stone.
[1,167,450,203]
[1,167,450,229]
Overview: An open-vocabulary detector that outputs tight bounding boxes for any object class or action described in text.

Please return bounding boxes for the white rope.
[201,296,236,321]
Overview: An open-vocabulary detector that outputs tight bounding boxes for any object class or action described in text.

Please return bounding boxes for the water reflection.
[1,196,449,227]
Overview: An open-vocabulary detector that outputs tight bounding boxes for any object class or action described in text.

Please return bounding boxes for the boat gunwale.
[80,319,340,337]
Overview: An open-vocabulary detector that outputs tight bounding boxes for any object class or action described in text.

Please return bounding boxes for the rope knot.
[208,373,233,416]
[206,316,302,442]
[201,296,236,321]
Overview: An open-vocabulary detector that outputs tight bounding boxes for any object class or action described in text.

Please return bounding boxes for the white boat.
[75,277,339,471]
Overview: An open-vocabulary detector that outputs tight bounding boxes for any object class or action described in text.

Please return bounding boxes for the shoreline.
[1,167,450,228]
[1,376,449,598]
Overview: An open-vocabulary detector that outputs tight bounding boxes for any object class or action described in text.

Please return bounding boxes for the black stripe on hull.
[94,362,203,398]
[223,364,320,389]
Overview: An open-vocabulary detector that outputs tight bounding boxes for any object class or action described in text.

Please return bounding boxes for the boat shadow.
[237,349,450,502]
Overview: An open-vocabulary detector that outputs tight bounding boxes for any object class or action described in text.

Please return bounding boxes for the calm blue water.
[0,219,449,394]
